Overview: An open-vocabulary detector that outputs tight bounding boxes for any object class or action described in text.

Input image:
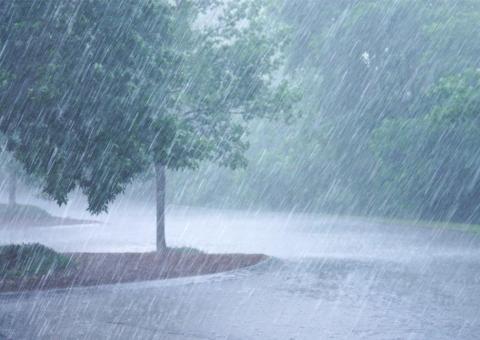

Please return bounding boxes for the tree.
[1,0,297,251]
[0,0,173,210]
[0,151,16,206]
[148,0,296,250]
[0,139,36,207]
[186,0,480,219]
[372,70,480,222]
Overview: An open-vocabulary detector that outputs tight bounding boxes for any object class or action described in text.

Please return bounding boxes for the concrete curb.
[0,256,277,299]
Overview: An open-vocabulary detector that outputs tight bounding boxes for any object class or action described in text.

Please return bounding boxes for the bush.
[0,243,71,279]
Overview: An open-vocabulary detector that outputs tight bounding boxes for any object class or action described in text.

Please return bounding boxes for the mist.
[1,0,480,339]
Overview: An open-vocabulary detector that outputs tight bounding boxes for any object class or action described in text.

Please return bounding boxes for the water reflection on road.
[1,201,480,339]
[1,202,479,262]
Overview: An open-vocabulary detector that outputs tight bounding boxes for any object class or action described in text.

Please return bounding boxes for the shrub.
[0,243,71,279]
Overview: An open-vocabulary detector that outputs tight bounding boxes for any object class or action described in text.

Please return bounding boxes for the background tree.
[372,70,480,222]
[0,135,44,207]
[0,152,19,206]
[169,0,480,223]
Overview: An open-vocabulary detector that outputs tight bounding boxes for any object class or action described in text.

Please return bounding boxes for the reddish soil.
[0,250,267,293]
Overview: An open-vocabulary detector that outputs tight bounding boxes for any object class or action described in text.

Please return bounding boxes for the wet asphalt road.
[1,205,480,339]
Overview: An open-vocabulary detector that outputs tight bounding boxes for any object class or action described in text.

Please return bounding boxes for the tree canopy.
[1,0,174,212]
[0,0,297,215]
[169,0,480,223]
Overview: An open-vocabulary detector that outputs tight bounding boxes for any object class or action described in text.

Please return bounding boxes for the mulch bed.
[0,250,267,293]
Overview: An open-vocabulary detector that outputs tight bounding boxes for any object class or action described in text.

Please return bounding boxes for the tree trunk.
[155,163,167,252]
[8,169,16,207]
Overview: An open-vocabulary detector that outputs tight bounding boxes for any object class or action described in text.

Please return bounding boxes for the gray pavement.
[1,205,480,339]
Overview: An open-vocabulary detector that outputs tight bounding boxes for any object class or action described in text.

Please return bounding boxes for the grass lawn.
[0,204,52,223]
[358,215,480,234]
[0,203,94,228]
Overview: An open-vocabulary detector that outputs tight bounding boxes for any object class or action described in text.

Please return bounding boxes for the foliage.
[0,147,40,199]
[8,0,479,225]
[153,0,298,170]
[0,243,71,279]
[0,0,296,215]
[170,0,480,223]
[0,0,173,213]
[372,70,480,221]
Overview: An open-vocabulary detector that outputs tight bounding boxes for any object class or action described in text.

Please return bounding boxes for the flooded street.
[1,204,480,339]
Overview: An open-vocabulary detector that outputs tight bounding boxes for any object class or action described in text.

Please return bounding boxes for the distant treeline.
[171,0,480,224]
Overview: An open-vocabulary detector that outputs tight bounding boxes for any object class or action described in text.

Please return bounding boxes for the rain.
[1,0,480,339]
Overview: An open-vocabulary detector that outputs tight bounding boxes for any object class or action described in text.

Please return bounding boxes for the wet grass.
[0,203,97,228]
[363,216,480,234]
[0,204,52,223]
